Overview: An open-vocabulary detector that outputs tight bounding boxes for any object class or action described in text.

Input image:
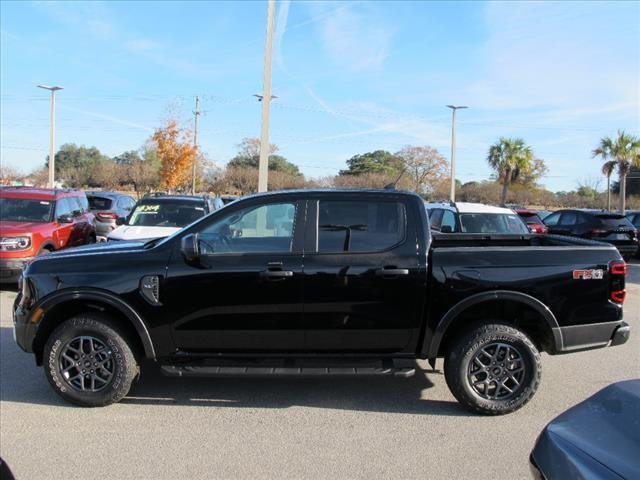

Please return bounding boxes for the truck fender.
[34,289,156,359]
[422,290,562,359]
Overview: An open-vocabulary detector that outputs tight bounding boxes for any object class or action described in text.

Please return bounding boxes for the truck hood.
[107,225,180,241]
[37,240,147,260]
[0,220,46,236]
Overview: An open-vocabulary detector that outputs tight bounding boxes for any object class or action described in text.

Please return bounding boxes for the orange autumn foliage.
[152,119,197,191]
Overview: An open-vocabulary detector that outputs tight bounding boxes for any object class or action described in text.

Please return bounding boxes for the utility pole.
[446,105,468,202]
[257,0,276,192]
[37,85,63,188]
[191,95,201,195]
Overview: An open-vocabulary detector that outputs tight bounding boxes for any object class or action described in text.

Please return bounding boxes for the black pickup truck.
[13,189,630,414]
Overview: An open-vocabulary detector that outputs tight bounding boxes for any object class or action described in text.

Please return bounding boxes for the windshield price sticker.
[573,269,604,280]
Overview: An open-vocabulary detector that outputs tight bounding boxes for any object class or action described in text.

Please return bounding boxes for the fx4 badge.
[573,269,604,280]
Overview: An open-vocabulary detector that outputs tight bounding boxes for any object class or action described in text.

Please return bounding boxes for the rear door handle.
[375,268,410,277]
[260,270,293,279]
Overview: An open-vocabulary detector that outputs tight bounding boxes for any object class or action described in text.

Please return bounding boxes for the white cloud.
[313,4,393,71]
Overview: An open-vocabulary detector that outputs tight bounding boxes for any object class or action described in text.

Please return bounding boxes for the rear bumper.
[0,257,33,283]
[554,321,630,353]
[94,220,116,237]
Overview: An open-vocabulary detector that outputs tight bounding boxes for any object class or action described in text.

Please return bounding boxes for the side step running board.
[161,365,416,378]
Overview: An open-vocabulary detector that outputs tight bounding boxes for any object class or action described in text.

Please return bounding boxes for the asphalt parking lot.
[1,263,638,480]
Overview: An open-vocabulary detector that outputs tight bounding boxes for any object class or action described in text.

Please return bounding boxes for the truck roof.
[427,201,516,215]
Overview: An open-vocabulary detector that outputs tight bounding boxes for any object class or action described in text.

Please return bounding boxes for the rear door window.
[317,200,405,253]
[559,212,579,225]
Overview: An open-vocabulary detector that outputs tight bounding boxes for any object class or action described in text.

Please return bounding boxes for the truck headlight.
[0,236,31,251]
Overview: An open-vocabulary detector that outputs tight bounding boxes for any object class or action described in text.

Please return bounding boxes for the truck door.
[163,199,306,352]
[302,196,426,353]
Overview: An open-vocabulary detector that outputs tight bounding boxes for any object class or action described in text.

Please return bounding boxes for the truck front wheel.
[43,313,139,407]
[444,323,541,415]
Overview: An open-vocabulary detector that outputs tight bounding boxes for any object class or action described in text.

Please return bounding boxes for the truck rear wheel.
[43,313,139,407]
[444,323,541,415]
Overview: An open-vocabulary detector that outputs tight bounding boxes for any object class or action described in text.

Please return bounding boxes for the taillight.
[610,262,627,276]
[611,290,626,303]
[609,261,627,304]
[96,212,118,221]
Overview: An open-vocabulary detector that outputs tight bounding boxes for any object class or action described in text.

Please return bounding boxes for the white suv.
[425,202,530,234]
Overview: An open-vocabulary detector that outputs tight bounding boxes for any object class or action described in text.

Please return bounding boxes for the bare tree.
[395,146,449,194]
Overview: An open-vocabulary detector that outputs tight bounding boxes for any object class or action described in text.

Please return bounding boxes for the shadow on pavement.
[0,326,468,417]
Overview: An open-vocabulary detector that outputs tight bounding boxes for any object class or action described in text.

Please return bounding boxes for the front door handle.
[375,268,410,277]
[260,270,293,279]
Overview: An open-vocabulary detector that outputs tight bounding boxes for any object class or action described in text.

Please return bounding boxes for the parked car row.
[425,201,640,260]
[0,187,228,283]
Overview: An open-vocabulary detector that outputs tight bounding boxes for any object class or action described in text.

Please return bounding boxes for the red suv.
[0,187,96,283]
[514,209,548,234]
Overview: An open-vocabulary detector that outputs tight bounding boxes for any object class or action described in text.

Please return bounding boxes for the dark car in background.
[543,209,639,260]
[530,380,640,480]
[86,191,136,240]
[514,209,548,234]
[107,194,220,242]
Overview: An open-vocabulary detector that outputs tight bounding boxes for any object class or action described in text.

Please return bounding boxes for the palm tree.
[601,160,617,211]
[487,137,534,205]
[593,131,640,214]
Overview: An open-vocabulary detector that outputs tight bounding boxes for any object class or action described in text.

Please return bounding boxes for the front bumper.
[0,257,33,283]
[13,299,36,353]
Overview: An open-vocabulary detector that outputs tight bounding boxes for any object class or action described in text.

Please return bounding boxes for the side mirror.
[440,225,453,233]
[57,214,73,224]
[115,217,126,226]
[181,233,200,262]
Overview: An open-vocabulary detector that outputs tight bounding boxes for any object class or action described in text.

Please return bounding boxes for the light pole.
[37,85,63,188]
[257,0,275,192]
[446,104,467,202]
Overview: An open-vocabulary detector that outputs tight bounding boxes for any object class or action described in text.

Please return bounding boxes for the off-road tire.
[43,313,139,407]
[444,323,541,415]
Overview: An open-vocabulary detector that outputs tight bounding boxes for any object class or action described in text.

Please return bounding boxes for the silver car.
[87,192,136,240]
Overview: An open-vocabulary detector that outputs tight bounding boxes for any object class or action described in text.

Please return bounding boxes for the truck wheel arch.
[32,289,156,365]
[424,290,562,359]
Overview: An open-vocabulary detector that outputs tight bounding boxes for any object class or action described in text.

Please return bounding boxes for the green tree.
[486,137,535,205]
[593,130,640,213]
[113,150,142,165]
[47,143,110,187]
[228,137,300,176]
[339,150,402,176]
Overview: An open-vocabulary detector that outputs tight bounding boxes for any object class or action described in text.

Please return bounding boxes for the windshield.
[88,196,113,211]
[128,202,205,228]
[518,212,543,224]
[0,197,53,223]
[459,213,529,234]
[596,215,635,229]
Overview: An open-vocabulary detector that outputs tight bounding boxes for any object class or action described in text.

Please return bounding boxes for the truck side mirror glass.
[181,233,200,262]
[115,217,126,226]
[440,225,453,233]
[57,214,73,224]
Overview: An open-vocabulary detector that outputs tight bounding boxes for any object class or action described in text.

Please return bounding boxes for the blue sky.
[1,0,638,191]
